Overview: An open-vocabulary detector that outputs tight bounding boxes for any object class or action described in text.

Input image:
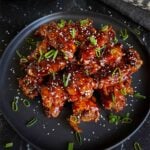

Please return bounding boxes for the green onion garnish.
[23,99,30,107]
[58,19,66,28]
[52,50,58,61]
[26,117,38,127]
[75,41,80,46]
[108,113,132,125]
[44,50,55,59]
[52,72,56,80]
[75,132,82,145]
[89,36,97,46]
[113,36,118,44]
[63,73,71,87]
[4,142,13,148]
[11,98,19,112]
[109,113,121,125]
[20,57,28,63]
[122,113,132,124]
[134,142,142,150]
[44,49,58,61]
[80,19,89,26]
[68,20,73,24]
[84,69,89,76]
[112,67,121,77]
[70,28,76,39]
[16,50,22,58]
[26,37,36,46]
[112,93,116,103]
[101,25,109,32]
[120,88,127,95]
[95,45,106,57]
[120,29,128,41]
[68,142,74,150]
[133,92,146,99]
[38,49,44,62]
[133,28,141,36]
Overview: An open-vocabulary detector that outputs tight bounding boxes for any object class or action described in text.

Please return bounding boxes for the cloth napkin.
[99,0,150,30]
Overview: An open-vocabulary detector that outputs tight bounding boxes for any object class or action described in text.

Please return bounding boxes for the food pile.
[19,19,143,132]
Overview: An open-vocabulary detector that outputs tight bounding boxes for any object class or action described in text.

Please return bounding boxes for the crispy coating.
[19,74,43,99]
[40,78,68,117]
[69,97,100,132]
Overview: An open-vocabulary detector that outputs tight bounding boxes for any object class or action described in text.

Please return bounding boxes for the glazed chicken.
[18,19,143,132]
[40,76,68,117]
[69,97,100,133]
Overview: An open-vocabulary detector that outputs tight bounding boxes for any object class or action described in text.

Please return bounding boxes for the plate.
[0,12,149,150]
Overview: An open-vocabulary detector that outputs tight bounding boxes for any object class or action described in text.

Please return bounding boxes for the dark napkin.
[99,0,150,30]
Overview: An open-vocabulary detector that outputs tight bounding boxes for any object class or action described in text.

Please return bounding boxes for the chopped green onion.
[44,50,55,59]
[84,69,89,76]
[80,19,89,26]
[52,50,58,61]
[133,28,141,36]
[112,67,121,77]
[68,142,74,150]
[11,98,19,112]
[133,92,146,99]
[112,93,116,103]
[68,20,73,24]
[20,57,28,63]
[109,113,121,125]
[95,45,106,57]
[58,19,66,28]
[113,36,118,44]
[63,73,71,87]
[134,142,142,150]
[16,50,22,58]
[120,29,128,41]
[111,67,122,82]
[120,88,127,95]
[38,49,44,62]
[26,117,38,127]
[4,142,13,148]
[52,72,56,80]
[44,49,58,61]
[75,41,80,46]
[75,132,82,145]
[109,113,132,125]
[23,99,30,107]
[70,28,76,39]
[101,25,109,32]
[26,37,36,46]
[89,36,97,46]
[122,113,132,124]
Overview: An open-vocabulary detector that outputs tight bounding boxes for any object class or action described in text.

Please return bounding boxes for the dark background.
[0,0,149,149]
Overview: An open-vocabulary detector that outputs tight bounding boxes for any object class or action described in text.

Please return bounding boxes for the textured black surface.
[0,0,149,150]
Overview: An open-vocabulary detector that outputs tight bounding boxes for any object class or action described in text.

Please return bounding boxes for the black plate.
[0,12,149,150]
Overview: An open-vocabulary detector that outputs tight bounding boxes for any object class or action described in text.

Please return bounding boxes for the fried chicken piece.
[68,97,100,132]
[27,56,67,77]
[66,66,98,102]
[100,79,133,112]
[97,25,115,47]
[27,39,49,61]
[96,47,143,89]
[40,78,68,118]
[100,44,124,67]
[124,48,143,72]
[19,74,43,99]
[36,21,77,60]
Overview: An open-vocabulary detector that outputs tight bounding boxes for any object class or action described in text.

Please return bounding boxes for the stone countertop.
[0,0,149,149]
